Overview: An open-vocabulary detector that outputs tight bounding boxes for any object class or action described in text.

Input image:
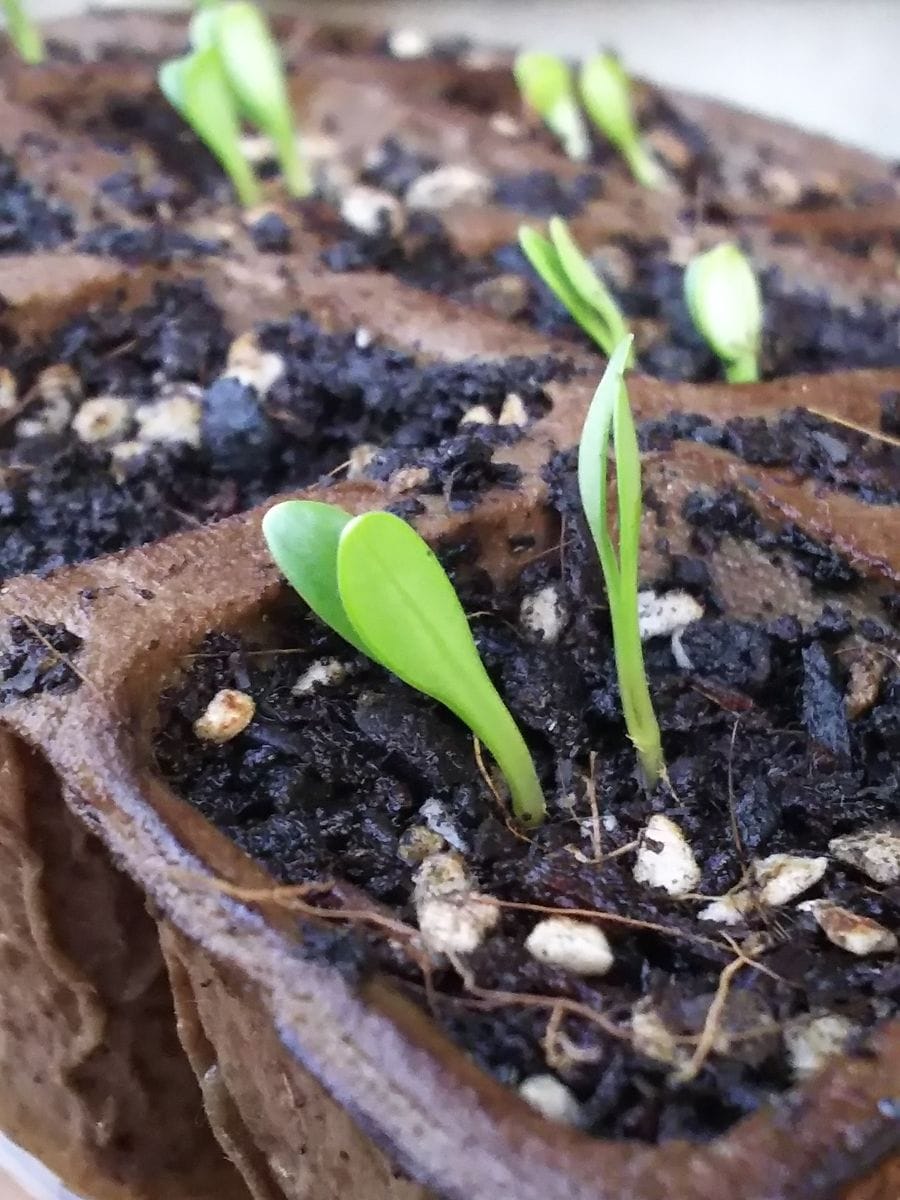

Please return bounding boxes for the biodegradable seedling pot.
[0,12,897,1200]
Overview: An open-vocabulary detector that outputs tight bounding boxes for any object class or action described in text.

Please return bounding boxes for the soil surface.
[155,455,900,1145]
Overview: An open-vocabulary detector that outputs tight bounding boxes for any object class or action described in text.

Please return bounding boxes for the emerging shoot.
[514,51,591,162]
[263,501,546,826]
[192,2,309,198]
[519,216,632,359]
[159,48,261,208]
[579,52,664,190]
[578,336,664,786]
[684,243,763,383]
[2,0,44,63]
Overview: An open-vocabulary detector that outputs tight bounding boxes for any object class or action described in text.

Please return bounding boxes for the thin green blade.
[262,500,366,654]
[212,1,309,196]
[548,217,630,351]
[577,335,634,589]
[519,225,617,354]
[337,512,545,824]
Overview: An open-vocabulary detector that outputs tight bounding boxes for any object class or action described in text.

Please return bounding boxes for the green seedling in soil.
[684,242,763,382]
[191,2,310,198]
[579,51,664,189]
[514,51,591,162]
[519,216,632,359]
[2,0,44,63]
[159,47,262,208]
[263,501,546,826]
[578,335,664,786]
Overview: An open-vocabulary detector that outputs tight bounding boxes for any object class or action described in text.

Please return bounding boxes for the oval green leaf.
[262,500,366,654]
[337,512,545,824]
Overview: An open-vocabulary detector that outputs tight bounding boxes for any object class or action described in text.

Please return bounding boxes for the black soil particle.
[0,151,75,253]
[78,223,222,265]
[492,170,602,217]
[155,460,900,1146]
[0,617,83,699]
[0,282,565,581]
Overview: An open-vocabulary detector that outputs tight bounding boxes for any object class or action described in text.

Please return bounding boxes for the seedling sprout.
[159,48,262,208]
[192,2,310,198]
[263,501,546,826]
[514,51,591,162]
[578,336,664,786]
[2,0,43,63]
[579,52,664,190]
[159,1,308,206]
[684,243,763,382]
[519,216,632,359]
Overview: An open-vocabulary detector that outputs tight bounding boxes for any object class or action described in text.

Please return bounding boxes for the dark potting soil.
[322,216,900,382]
[0,616,83,700]
[155,459,900,1145]
[0,150,75,253]
[0,279,564,582]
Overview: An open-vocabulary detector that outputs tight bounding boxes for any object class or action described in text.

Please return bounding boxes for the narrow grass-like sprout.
[263,502,546,826]
[578,336,664,786]
[514,51,590,162]
[2,0,43,63]
[519,216,632,359]
[159,48,261,208]
[579,52,664,190]
[684,243,762,383]
[195,2,310,198]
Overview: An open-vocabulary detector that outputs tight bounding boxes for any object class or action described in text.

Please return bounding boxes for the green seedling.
[192,2,309,198]
[684,243,762,382]
[519,215,632,359]
[263,501,546,826]
[159,47,261,208]
[578,336,664,786]
[514,51,590,162]
[579,52,664,190]
[2,0,43,63]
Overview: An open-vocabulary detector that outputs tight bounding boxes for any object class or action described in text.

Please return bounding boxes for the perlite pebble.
[406,165,492,211]
[519,585,566,644]
[226,333,285,396]
[414,853,499,955]
[0,367,16,413]
[387,27,430,58]
[340,185,406,238]
[498,393,528,427]
[784,1013,857,1080]
[193,689,255,743]
[699,853,828,924]
[525,917,614,976]
[291,658,347,696]
[829,827,900,885]
[800,900,897,956]
[135,393,201,447]
[637,590,704,641]
[72,396,131,443]
[459,404,496,427]
[633,815,701,897]
[518,1075,583,1126]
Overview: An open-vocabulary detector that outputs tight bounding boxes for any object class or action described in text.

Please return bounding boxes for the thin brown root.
[473,736,532,843]
[726,717,746,863]
[804,406,900,449]
[587,751,602,860]
[544,1003,606,1069]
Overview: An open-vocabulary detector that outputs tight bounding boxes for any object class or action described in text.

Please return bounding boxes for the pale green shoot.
[684,243,762,383]
[193,2,310,198]
[159,48,261,208]
[2,0,43,63]
[514,51,590,162]
[578,336,663,785]
[579,52,664,190]
[263,502,546,826]
[519,216,632,359]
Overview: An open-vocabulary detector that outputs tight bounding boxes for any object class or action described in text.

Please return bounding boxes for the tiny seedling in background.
[192,2,309,198]
[1,0,44,63]
[578,335,664,786]
[159,47,262,208]
[263,501,547,826]
[684,243,763,382]
[519,215,632,359]
[579,52,664,190]
[514,51,591,162]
